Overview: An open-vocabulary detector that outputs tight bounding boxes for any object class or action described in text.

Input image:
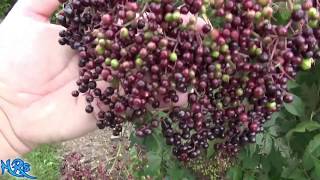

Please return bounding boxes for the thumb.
[11,0,60,21]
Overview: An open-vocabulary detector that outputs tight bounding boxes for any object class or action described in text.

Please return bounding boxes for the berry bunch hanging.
[57,0,320,161]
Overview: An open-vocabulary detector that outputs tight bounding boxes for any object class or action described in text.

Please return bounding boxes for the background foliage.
[0,0,15,19]
[224,64,320,180]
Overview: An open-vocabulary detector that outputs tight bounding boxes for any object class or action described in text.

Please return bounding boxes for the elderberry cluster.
[57,0,319,161]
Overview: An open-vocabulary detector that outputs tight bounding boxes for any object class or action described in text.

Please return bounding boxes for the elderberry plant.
[56,0,320,163]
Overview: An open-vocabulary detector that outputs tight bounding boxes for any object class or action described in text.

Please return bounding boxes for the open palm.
[0,0,96,155]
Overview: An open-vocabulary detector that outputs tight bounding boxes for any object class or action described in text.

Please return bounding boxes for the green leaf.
[268,126,278,137]
[282,158,307,180]
[287,168,308,180]
[242,153,259,169]
[284,94,305,117]
[305,134,320,155]
[273,6,291,25]
[166,161,195,180]
[261,134,273,155]
[256,133,263,145]
[287,80,299,90]
[303,134,320,170]
[243,173,255,180]
[302,152,313,171]
[247,144,257,157]
[144,152,161,176]
[286,121,320,139]
[313,157,320,179]
[274,138,290,158]
[206,141,215,158]
[226,166,243,180]
[301,84,319,111]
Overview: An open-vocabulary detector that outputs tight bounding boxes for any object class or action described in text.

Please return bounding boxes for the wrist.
[0,131,20,160]
[0,99,33,159]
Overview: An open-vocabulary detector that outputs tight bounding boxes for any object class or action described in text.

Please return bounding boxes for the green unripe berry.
[215,71,222,78]
[165,13,174,22]
[105,57,111,65]
[220,44,229,53]
[97,32,105,39]
[111,59,119,69]
[169,52,178,62]
[120,27,129,39]
[135,57,143,66]
[144,31,153,40]
[308,7,319,19]
[255,48,263,56]
[266,101,277,110]
[106,40,112,49]
[255,11,262,21]
[241,76,249,82]
[236,88,244,96]
[293,4,302,10]
[216,102,223,109]
[94,38,99,45]
[200,5,207,14]
[300,58,314,70]
[222,74,230,82]
[172,11,181,21]
[203,38,212,47]
[309,19,319,28]
[215,63,222,71]
[262,6,273,18]
[98,39,106,46]
[95,45,105,55]
[225,13,233,22]
[211,51,220,58]
[257,0,270,7]
[249,45,257,55]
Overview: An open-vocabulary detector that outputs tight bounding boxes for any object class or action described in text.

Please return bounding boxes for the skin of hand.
[0,0,205,159]
[0,0,97,158]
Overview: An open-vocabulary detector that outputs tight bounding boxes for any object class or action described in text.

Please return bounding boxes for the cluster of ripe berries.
[57,0,318,161]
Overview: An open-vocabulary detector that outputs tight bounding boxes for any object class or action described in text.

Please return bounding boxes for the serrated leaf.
[226,166,242,180]
[313,157,320,179]
[264,112,279,128]
[268,126,278,136]
[284,94,305,117]
[247,144,257,157]
[166,161,195,180]
[303,134,320,171]
[261,134,273,155]
[157,111,169,118]
[273,6,291,25]
[302,152,313,171]
[206,141,215,158]
[305,134,320,156]
[242,153,259,169]
[274,138,290,158]
[286,121,320,139]
[144,152,161,176]
[256,133,263,145]
[287,168,307,180]
[287,80,299,90]
[243,173,255,180]
[300,84,319,111]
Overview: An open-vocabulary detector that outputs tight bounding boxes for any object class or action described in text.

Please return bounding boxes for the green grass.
[0,144,61,180]
[0,0,15,19]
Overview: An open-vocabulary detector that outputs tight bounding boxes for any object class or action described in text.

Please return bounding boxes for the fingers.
[13,0,60,21]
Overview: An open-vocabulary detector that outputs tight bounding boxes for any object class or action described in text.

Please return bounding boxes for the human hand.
[0,0,207,159]
[0,0,97,157]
